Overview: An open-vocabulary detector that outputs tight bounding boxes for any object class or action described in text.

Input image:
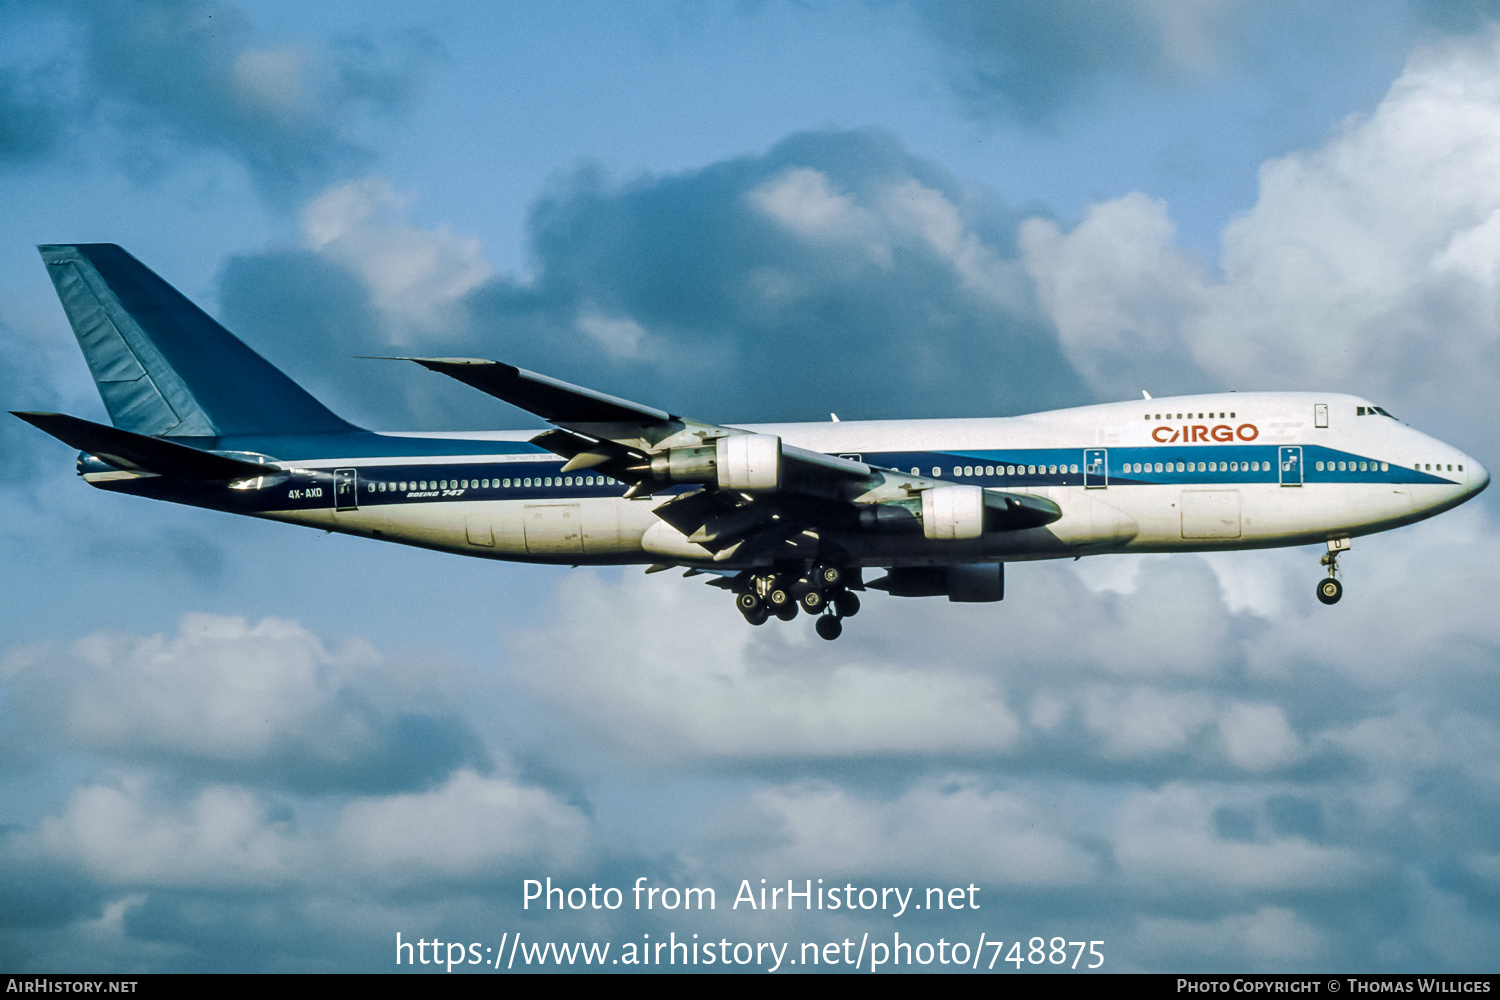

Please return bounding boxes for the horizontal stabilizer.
[12,411,279,481]
[391,357,676,425]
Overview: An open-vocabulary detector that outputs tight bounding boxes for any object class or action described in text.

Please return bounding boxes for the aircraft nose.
[1471,457,1491,496]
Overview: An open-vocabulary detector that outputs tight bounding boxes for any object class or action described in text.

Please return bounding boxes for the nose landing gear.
[1317,537,1350,605]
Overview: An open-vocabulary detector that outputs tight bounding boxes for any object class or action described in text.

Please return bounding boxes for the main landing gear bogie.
[1316,537,1350,606]
[736,565,857,639]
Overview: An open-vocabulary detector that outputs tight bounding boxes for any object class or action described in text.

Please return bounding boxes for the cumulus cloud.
[509,571,1024,762]
[300,178,491,338]
[18,776,300,890]
[5,768,593,896]
[219,129,1090,431]
[1019,27,1500,468]
[0,0,442,197]
[3,614,483,792]
[336,769,593,883]
[1113,783,1378,894]
[1134,905,1330,969]
[1020,193,1211,397]
[710,780,1099,887]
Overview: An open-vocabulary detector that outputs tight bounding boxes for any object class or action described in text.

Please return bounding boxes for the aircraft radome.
[14,245,1490,639]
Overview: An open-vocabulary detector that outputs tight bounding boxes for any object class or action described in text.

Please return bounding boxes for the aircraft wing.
[397,357,1059,560]
[394,357,676,425]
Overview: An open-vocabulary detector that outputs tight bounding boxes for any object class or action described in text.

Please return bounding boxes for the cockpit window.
[1357,405,1398,418]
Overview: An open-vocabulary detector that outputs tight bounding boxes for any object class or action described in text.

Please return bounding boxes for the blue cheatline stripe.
[866,446,1453,487]
[100,443,1458,516]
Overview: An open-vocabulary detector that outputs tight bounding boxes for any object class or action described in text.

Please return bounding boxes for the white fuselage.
[254,392,1487,568]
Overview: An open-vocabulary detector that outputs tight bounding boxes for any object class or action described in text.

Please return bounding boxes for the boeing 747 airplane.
[14,245,1490,639]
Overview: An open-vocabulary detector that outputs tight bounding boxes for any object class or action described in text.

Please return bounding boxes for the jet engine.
[647,434,783,491]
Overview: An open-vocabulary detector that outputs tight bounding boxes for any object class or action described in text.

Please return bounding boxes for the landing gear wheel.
[833,591,861,618]
[775,602,799,622]
[736,592,762,614]
[800,589,825,615]
[815,614,843,640]
[817,566,843,589]
[743,607,768,625]
[766,586,792,610]
[1317,538,1349,606]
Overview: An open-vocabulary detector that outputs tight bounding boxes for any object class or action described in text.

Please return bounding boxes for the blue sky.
[4,0,1500,973]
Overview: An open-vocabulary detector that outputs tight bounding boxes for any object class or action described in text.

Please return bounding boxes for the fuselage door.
[1315,403,1328,428]
[524,503,584,555]
[1084,449,1108,488]
[334,468,358,510]
[1279,447,1303,487]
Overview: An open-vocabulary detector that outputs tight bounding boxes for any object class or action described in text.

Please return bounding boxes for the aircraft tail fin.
[38,244,356,438]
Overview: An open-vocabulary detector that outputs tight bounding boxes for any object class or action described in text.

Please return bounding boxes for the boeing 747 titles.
[14,245,1490,639]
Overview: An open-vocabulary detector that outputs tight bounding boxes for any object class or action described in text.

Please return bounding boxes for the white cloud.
[1020,193,1205,393]
[575,310,650,360]
[1084,687,1216,759]
[9,768,593,893]
[509,570,1024,761]
[750,166,1026,304]
[1019,27,1500,414]
[21,776,299,889]
[301,178,491,339]
[2,613,471,784]
[722,780,1099,886]
[1113,784,1377,893]
[1134,905,1330,966]
[1241,506,1500,685]
[1324,710,1500,789]
[336,769,593,882]
[1219,702,1301,771]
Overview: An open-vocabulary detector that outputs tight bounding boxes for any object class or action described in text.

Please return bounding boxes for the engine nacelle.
[921,485,984,540]
[645,434,783,492]
[715,434,781,491]
[650,445,718,481]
